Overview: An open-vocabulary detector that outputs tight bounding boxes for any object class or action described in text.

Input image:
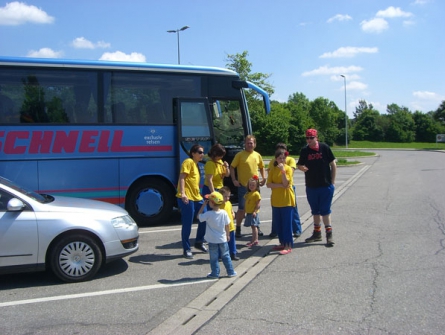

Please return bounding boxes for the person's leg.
[270,206,279,238]
[220,242,236,276]
[228,231,238,260]
[320,184,335,245]
[279,207,294,254]
[235,186,247,237]
[194,200,208,252]
[207,243,220,278]
[292,185,302,236]
[178,198,193,254]
[305,187,323,243]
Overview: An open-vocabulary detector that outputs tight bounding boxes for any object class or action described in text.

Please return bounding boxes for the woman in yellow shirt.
[203,143,230,196]
[176,144,207,259]
[266,149,295,254]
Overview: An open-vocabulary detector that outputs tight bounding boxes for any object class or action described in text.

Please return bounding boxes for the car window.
[0,177,47,203]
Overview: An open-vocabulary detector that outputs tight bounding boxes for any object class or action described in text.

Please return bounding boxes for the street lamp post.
[340,75,348,149]
[167,25,189,64]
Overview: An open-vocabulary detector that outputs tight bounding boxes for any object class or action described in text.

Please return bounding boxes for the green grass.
[334,140,445,150]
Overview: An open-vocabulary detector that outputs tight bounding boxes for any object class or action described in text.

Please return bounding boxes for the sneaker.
[269,233,277,238]
[184,250,193,259]
[305,231,322,243]
[230,253,240,261]
[206,273,219,279]
[228,272,237,277]
[293,232,301,238]
[326,231,335,246]
[258,228,264,236]
[194,243,208,253]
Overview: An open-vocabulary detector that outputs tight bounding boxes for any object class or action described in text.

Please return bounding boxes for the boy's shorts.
[244,213,260,227]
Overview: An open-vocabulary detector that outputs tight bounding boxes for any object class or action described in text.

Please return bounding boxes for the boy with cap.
[297,128,337,246]
[198,191,237,279]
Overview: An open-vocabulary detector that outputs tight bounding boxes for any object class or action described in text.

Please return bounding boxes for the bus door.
[174,98,214,190]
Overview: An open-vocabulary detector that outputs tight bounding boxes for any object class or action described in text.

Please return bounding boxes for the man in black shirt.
[297,129,337,246]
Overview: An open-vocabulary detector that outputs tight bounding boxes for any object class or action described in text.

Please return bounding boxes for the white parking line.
[0,280,209,308]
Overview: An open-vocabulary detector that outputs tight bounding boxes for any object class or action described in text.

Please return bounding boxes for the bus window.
[104,72,200,124]
[0,68,97,124]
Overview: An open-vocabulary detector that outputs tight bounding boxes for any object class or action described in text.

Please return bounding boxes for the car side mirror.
[7,198,25,212]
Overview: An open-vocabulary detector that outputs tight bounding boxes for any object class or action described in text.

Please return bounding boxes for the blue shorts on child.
[244,213,260,227]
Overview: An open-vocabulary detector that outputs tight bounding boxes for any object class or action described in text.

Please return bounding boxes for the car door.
[0,189,38,269]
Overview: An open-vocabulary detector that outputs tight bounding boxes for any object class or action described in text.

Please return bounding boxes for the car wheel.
[126,178,175,227]
[50,234,103,283]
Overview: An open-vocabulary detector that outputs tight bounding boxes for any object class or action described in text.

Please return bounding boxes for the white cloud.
[361,17,389,33]
[27,47,63,58]
[347,81,368,91]
[0,1,54,26]
[302,65,363,77]
[376,6,413,18]
[327,14,352,23]
[413,91,444,101]
[99,51,146,62]
[72,37,110,49]
[320,47,378,58]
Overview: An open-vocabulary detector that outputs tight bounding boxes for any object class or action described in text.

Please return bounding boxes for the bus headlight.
[112,215,137,229]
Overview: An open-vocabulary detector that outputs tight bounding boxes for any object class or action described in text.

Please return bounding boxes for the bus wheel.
[126,178,174,226]
[50,234,103,283]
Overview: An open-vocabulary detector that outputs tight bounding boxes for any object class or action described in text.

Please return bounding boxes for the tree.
[385,104,415,142]
[225,51,276,152]
[353,99,374,121]
[412,111,440,142]
[254,102,291,155]
[286,93,312,152]
[352,109,385,141]
[432,100,445,124]
[308,97,341,146]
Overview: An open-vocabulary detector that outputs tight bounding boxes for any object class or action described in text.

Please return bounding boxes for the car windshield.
[0,176,49,203]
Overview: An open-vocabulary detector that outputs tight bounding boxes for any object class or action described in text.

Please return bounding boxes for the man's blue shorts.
[306,184,335,216]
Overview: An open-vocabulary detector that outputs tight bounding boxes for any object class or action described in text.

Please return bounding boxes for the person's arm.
[178,173,188,204]
[252,199,261,218]
[259,167,266,186]
[205,174,215,193]
[330,160,337,185]
[225,224,230,242]
[230,166,240,187]
[223,161,230,177]
[197,199,208,217]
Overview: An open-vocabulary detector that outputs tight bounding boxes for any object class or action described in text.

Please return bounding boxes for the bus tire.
[50,234,103,283]
[126,178,174,226]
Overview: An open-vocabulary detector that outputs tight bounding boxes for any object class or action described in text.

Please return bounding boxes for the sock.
[325,225,332,233]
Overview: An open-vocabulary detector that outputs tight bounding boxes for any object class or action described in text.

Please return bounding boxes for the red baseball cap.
[306,129,317,137]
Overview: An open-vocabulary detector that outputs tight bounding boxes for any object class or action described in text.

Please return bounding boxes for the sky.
[1,0,444,117]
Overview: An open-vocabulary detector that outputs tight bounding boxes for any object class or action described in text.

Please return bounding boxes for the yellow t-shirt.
[231,150,264,187]
[220,201,235,232]
[204,159,226,189]
[244,190,261,214]
[268,156,297,172]
[267,165,295,208]
[176,158,202,201]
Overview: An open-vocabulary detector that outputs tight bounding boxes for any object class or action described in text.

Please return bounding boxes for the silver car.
[0,176,139,283]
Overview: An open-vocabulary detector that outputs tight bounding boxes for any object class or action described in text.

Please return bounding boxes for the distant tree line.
[226,51,445,155]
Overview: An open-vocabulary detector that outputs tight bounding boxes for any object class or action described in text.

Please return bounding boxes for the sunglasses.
[306,136,315,140]
[196,151,204,154]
